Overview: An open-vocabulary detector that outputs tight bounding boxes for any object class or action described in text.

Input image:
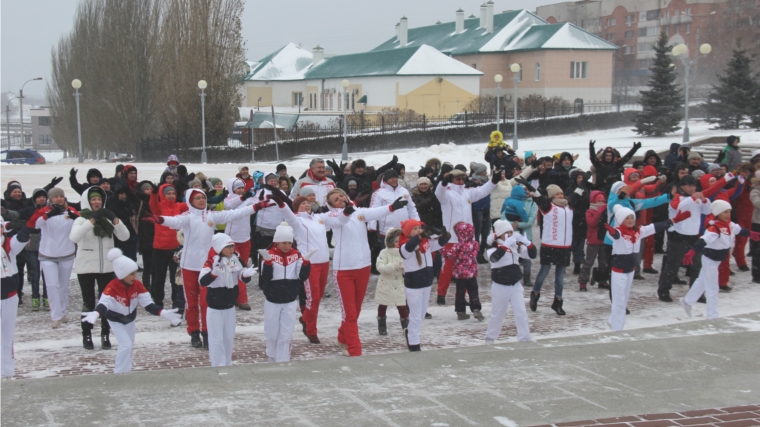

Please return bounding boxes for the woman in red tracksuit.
[731,165,754,272]
[149,183,187,312]
[632,166,667,275]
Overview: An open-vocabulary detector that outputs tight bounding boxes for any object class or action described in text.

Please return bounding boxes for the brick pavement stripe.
[597,417,644,423]
[680,410,727,417]
[673,417,721,425]
[631,421,683,427]
[713,413,760,422]
[597,424,634,427]
[720,406,760,413]
[556,421,600,426]
[714,420,760,427]
[640,413,685,421]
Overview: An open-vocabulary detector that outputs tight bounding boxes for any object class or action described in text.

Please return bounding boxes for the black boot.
[551,296,566,315]
[400,317,409,330]
[101,332,112,350]
[190,331,203,348]
[83,331,94,350]
[201,332,209,350]
[573,263,581,275]
[437,295,446,306]
[657,290,673,302]
[529,291,539,312]
[377,316,387,336]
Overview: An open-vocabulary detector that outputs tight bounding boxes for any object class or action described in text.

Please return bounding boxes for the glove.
[253,198,274,212]
[724,172,735,182]
[46,205,64,219]
[81,311,99,324]
[70,168,78,178]
[266,186,289,207]
[343,201,356,216]
[49,177,64,187]
[682,249,696,266]
[589,140,596,149]
[211,262,225,277]
[530,158,540,169]
[90,208,104,221]
[141,214,164,224]
[750,231,760,242]
[514,177,536,193]
[152,184,159,195]
[258,249,272,261]
[302,248,318,261]
[532,190,541,197]
[67,210,79,220]
[604,224,617,235]
[641,176,657,184]
[491,170,503,184]
[574,188,584,195]
[633,141,642,150]
[241,189,254,201]
[441,174,451,186]
[658,175,667,183]
[389,197,408,212]
[242,266,258,277]
[672,210,692,223]
[391,154,398,165]
[160,308,182,326]
[99,208,116,222]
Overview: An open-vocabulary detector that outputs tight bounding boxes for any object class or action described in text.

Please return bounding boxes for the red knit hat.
[292,196,309,212]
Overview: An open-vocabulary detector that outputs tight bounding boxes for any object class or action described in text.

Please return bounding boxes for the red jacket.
[236,174,254,192]
[586,203,606,245]
[149,184,187,250]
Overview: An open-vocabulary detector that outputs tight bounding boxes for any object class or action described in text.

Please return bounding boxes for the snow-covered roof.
[245,43,314,81]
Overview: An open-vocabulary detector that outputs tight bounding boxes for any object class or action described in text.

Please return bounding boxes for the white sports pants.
[264,300,297,363]
[404,286,431,346]
[1,294,19,378]
[485,283,532,342]
[685,256,721,319]
[609,270,634,331]
[110,321,136,374]
[207,307,236,367]
[40,259,74,322]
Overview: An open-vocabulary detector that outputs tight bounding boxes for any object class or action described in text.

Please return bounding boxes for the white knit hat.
[108,248,138,280]
[212,233,235,255]
[613,204,635,227]
[273,221,294,243]
[492,220,513,237]
[238,165,249,172]
[711,200,731,217]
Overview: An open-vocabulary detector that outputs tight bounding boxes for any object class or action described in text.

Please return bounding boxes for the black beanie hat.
[276,163,287,172]
[383,169,399,181]
[679,175,697,187]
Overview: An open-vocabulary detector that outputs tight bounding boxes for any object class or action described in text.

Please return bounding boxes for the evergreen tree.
[706,40,759,129]
[634,31,683,136]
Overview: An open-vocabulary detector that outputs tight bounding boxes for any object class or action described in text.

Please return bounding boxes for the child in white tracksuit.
[82,248,182,374]
[399,219,449,352]
[484,220,536,344]
[259,222,312,363]
[681,200,758,319]
[1,223,31,378]
[604,205,691,331]
[199,233,257,367]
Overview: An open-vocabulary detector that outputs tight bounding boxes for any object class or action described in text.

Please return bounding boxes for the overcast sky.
[1,0,558,100]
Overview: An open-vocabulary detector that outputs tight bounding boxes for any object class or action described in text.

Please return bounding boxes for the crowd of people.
[1,131,755,377]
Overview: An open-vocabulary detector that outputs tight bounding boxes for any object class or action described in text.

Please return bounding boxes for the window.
[640,12,647,21]
[517,64,523,82]
[625,30,633,39]
[606,33,616,40]
[37,116,51,126]
[685,8,691,15]
[664,10,670,18]
[535,62,541,81]
[685,23,691,34]
[624,45,634,54]
[646,10,660,21]
[570,61,588,79]
[472,63,477,69]
[639,27,647,37]
[639,26,661,36]
[293,92,302,107]
[638,42,654,52]
[607,17,617,26]
[39,135,52,145]
[626,15,635,25]
[640,58,653,69]
[673,24,680,34]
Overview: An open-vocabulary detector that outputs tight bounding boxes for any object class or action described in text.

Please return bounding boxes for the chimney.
[486,1,494,34]
[479,3,487,28]
[455,9,464,34]
[396,22,400,40]
[399,16,408,47]
[312,45,324,65]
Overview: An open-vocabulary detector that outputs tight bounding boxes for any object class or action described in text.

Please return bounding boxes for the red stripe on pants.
[437,243,455,297]
[302,262,329,336]
[719,257,730,287]
[335,266,370,356]
[182,269,208,334]
[234,241,251,304]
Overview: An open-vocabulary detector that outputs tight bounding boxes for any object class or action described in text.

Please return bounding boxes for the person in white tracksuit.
[484,220,536,344]
[1,223,31,378]
[199,233,257,367]
[259,222,313,363]
[222,177,258,310]
[680,200,759,320]
[604,205,691,331]
[81,248,182,374]
[26,187,78,328]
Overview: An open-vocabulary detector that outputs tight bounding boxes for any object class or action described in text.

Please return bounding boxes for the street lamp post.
[341,79,349,161]
[257,96,262,111]
[71,79,84,163]
[672,43,711,143]
[198,80,208,164]
[510,63,521,150]
[19,77,43,148]
[5,96,18,150]
[494,74,503,131]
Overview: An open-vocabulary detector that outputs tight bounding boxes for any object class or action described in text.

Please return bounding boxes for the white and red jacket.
[278,205,336,265]
[324,204,394,271]
[161,189,257,271]
[435,180,496,243]
[253,187,284,231]
[486,232,537,286]
[27,206,77,260]
[260,247,311,304]
[368,181,419,235]
[199,250,253,309]
[2,227,29,299]
[95,278,162,324]
[691,220,749,262]
[668,195,711,235]
[607,224,662,273]
[290,170,336,207]
[539,203,573,249]
[223,178,256,243]
[399,233,448,288]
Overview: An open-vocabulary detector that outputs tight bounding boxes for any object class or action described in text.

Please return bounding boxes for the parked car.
[1,149,46,165]
[108,152,135,163]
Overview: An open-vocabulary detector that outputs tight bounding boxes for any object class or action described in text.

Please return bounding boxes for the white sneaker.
[485,339,495,345]
[335,339,349,356]
[680,298,692,317]
[51,320,62,329]
[61,315,69,323]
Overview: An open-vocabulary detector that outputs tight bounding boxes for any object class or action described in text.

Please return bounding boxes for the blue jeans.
[571,235,586,265]
[533,264,565,298]
[24,250,47,298]
[471,209,491,257]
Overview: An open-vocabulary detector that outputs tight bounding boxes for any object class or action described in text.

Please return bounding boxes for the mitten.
[242,266,258,277]
[491,171,503,184]
[253,199,274,212]
[750,231,760,242]
[640,176,657,184]
[211,263,225,277]
[343,202,356,216]
[258,249,272,262]
[46,205,64,219]
[574,188,584,195]
[390,197,408,212]
[70,167,78,178]
[241,190,254,201]
[67,210,79,220]
[604,224,617,235]
[142,214,164,224]
[160,308,182,326]
[81,311,100,324]
[682,249,696,265]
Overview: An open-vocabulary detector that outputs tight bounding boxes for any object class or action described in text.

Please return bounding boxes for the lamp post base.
[201,151,208,164]
[682,126,689,143]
